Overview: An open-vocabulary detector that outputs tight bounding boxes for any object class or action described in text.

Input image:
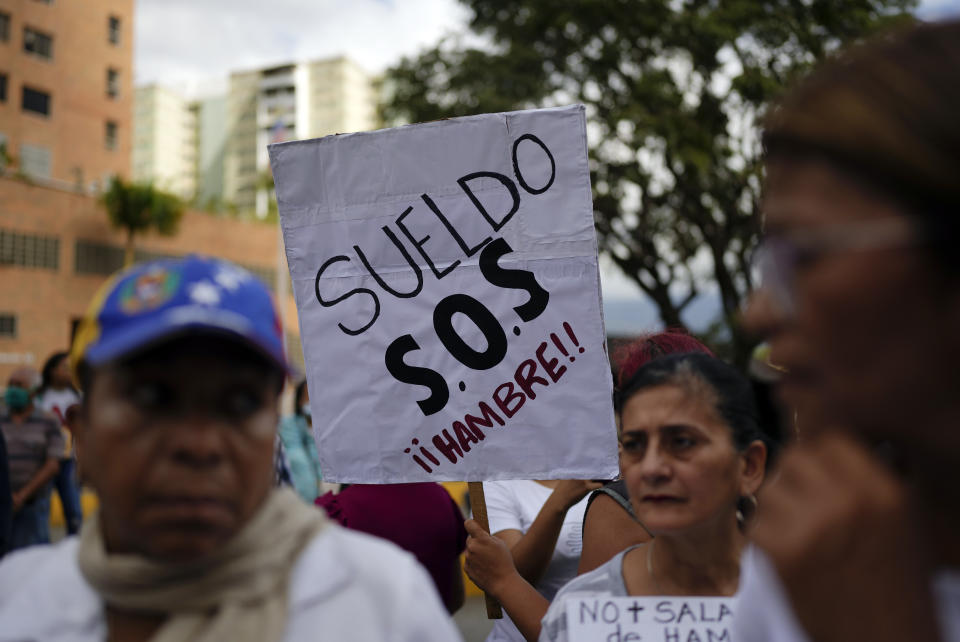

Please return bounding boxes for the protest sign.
[269,105,619,483]
[566,596,735,642]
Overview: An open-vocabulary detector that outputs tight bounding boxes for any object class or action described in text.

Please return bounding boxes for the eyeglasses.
[752,216,927,314]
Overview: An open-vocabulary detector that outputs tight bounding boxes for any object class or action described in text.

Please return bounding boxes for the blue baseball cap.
[71,255,287,377]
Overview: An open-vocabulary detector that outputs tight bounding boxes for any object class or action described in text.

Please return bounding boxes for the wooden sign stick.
[468,481,504,619]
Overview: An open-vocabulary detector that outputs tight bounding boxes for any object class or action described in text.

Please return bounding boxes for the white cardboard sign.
[566,597,735,642]
[269,105,618,482]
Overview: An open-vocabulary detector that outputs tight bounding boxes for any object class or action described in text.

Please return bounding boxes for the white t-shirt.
[538,546,634,642]
[540,545,742,642]
[35,388,80,424]
[0,526,463,642]
[483,480,590,642]
[734,546,960,642]
[35,387,80,457]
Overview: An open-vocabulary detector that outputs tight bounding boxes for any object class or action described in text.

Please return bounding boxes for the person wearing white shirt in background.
[479,476,602,641]
[35,351,83,535]
[0,255,461,642]
[741,19,960,642]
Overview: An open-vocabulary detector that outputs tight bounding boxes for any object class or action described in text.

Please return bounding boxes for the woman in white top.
[740,18,960,642]
[35,351,83,534]
[467,353,768,642]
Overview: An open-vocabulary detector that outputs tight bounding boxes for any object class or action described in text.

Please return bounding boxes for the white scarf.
[77,487,327,642]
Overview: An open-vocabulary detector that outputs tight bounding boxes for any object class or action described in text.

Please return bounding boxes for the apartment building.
[132,84,196,199]
[192,94,227,207]
[0,0,133,188]
[224,56,378,212]
[130,56,376,212]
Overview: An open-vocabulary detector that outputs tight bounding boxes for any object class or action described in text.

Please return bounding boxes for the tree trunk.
[124,228,135,268]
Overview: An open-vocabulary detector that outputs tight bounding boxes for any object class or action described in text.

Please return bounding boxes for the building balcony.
[258,91,296,113]
[256,110,296,131]
[258,74,296,93]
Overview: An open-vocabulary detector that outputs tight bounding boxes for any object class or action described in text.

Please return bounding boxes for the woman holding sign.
[465,352,768,642]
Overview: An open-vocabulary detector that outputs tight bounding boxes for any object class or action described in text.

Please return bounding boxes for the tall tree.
[101,178,184,267]
[382,0,914,366]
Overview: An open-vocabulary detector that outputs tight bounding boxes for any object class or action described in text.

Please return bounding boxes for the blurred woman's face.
[621,383,759,535]
[53,358,72,387]
[744,161,960,458]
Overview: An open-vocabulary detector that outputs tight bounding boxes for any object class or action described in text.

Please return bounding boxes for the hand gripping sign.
[269,105,618,484]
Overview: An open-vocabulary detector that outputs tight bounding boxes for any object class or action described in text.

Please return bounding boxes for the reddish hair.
[613,329,713,388]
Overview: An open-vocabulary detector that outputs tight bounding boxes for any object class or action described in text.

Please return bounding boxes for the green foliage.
[0,142,13,170]
[382,0,915,366]
[100,178,185,266]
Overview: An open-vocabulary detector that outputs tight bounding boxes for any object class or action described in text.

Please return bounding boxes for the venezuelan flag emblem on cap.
[71,255,287,380]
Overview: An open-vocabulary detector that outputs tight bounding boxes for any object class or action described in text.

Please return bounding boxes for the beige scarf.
[77,487,327,642]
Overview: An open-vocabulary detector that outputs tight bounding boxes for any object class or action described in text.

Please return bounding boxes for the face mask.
[4,386,30,412]
[301,404,312,418]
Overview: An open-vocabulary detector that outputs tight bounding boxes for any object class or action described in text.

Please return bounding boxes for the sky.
[134,0,960,313]
[134,0,471,95]
[134,0,960,92]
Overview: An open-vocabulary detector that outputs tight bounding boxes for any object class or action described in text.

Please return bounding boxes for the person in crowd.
[274,430,295,488]
[0,255,461,642]
[316,482,468,613]
[62,403,83,480]
[1,367,63,551]
[278,380,324,503]
[465,353,768,642]
[0,423,11,557]
[737,19,960,642]
[578,331,714,575]
[35,351,84,534]
[479,474,601,639]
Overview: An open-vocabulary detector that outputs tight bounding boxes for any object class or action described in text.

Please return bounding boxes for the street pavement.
[455,595,496,641]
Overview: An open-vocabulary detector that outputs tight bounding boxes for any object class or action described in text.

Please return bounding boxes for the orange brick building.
[0,176,301,383]
[0,0,132,187]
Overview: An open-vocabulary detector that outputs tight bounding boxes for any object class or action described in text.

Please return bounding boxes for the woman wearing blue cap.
[0,255,461,642]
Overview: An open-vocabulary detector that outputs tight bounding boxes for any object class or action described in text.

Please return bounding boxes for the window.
[74,240,124,275]
[108,15,120,45]
[0,74,6,102]
[0,315,15,339]
[23,27,53,60]
[0,12,9,43]
[22,86,50,116]
[105,120,117,150]
[19,143,51,178]
[0,229,59,270]
[74,240,173,275]
[106,68,119,98]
